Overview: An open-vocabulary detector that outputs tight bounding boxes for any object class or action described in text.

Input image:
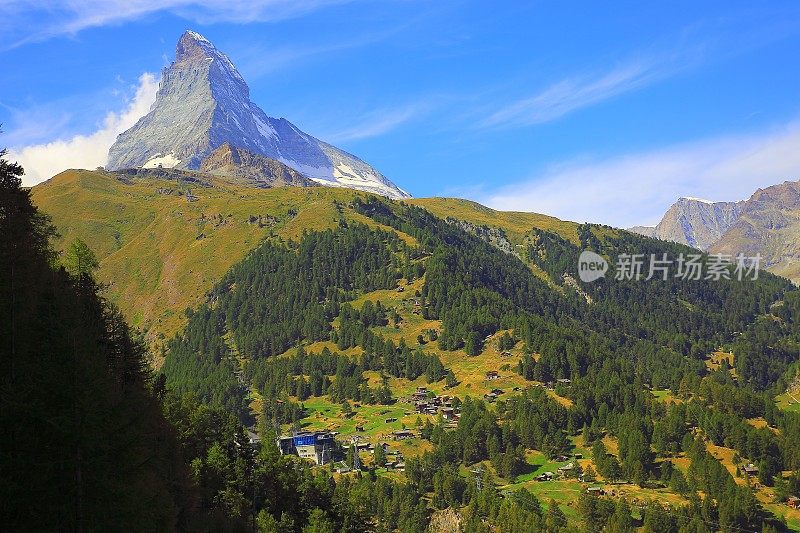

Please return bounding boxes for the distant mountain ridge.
[710,181,800,281]
[631,180,800,282]
[631,197,743,250]
[107,30,409,199]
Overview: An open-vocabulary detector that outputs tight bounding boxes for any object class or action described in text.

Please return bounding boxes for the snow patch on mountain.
[143,152,181,168]
[681,196,715,204]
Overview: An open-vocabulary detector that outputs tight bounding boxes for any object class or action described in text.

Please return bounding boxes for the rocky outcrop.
[200,144,316,188]
[710,181,800,281]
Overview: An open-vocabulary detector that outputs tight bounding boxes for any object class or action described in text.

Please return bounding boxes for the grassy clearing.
[289,395,434,462]
[777,392,800,413]
[705,351,737,378]
[601,435,620,457]
[652,389,683,405]
[512,450,574,483]
[705,443,744,484]
[295,284,534,402]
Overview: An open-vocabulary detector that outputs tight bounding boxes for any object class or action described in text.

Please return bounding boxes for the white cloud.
[480,122,800,228]
[8,73,159,186]
[1,0,355,50]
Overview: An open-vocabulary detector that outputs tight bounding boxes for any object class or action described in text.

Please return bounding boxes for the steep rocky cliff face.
[107,31,409,199]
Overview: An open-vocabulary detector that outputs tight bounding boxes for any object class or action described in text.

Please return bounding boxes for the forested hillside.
[162,194,800,531]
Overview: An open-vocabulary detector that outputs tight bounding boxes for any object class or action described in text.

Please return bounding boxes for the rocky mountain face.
[710,181,800,281]
[107,30,409,199]
[631,181,800,282]
[630,197,743,250]
[200,144,316,188]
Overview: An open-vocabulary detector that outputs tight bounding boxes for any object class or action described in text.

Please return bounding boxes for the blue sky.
[3,0,800,226]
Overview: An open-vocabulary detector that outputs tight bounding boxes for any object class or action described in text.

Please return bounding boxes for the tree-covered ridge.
[536,225,789,347]
[353,196,793,384]
[165,192,800,427]
[732,290,800,389]
[219,223,408,358]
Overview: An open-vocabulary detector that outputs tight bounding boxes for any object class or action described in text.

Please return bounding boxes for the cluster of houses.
[274,430,412,471]
[397,293,423,315]
[409,387,460,423]
[739,463,799,508]
[330,437,407,473]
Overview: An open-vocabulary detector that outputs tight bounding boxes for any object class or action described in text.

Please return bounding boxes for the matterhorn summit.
[107,31,409,199]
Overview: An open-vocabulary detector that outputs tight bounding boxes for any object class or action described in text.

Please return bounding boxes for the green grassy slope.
[31,170,581,356]
[32,171,404,348]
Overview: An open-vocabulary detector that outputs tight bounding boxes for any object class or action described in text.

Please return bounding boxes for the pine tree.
[606,500,634,533]
[374,443,386,468]
[63,237,99,277]
[303,508,335,533]
[545,499,567,531]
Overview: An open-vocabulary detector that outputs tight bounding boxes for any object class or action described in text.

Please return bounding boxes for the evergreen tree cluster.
[163,223,407,413]
[1,153,201,530]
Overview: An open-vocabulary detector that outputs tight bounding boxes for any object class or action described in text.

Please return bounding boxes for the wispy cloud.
[479,121,800,228]
[232,15,419,80]
[1,0,356,50]
[323,103,431,143]
[235,33,389,80]
[7,73,159,186]
[480,58,675,129]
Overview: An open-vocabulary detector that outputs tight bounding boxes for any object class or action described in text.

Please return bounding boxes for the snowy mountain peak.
[175,30,247,90]
[107,31,409,199]
[176,30,214,61]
